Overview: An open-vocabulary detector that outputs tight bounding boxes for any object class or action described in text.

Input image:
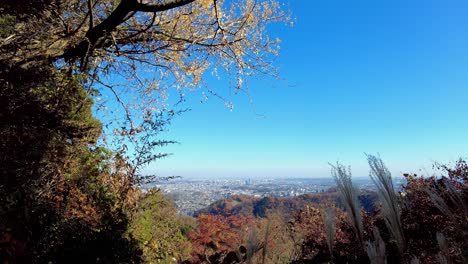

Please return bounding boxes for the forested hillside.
[194,191,378,218]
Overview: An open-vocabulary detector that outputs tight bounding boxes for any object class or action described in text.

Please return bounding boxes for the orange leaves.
[188,214,256,262]
[64,187,100,227]
[190,214,239,250]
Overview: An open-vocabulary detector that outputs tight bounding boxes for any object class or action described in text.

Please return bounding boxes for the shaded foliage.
[0,65,142,262]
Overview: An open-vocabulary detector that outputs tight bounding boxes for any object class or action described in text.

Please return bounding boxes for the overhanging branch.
[63,0,196,64]
[132,0,196,12]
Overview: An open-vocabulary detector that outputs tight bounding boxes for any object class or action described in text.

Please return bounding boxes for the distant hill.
[195,190,378,218]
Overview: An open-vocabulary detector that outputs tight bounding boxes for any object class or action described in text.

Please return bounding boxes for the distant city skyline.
[144,0,468,178]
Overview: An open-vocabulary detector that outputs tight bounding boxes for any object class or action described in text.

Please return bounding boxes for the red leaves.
[188,214,256,263]
[291,205,366,262]
[400,171,467,263]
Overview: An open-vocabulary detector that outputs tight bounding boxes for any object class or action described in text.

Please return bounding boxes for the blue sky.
[143,0,468,178]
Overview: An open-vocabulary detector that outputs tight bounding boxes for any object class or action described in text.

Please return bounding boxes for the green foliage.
[129,189,193,263]
[0,14,15,37]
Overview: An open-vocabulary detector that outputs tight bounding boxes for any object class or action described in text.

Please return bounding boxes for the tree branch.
[132,0,196,12]
[87,0,94,30]
[63,0,195,64]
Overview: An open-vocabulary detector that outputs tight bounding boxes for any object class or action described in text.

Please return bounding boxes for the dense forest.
[1,0,467,263]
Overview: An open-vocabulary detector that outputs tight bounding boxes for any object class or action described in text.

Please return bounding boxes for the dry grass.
[444,180,468,213]
[330,162,364,249]
[244,229,264,264]
[366,227,387,264]
[367,155,405,254]
[426,179,467,264]
[436,232,451,264]
[321,207,336,257]
[427,180,467,223]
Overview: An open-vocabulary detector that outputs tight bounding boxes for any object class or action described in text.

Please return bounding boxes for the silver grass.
[427,180,467,238]
[436,232,451,264]
[366,227,387,264]
[443,180,467,214]
[246,231,259,264]
[436,253,449,264]
[330,162,364,249]
[244,229,264,264]
[427,188,452,218]
[261,219,271,264]
[367,155,405,254]
[322,207,336,257]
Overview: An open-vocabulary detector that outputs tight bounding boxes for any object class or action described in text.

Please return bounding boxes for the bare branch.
[96,79,135,130]
[87,0,94,30]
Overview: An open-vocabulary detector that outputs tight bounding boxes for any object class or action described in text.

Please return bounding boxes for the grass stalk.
[330,162,364,249]
[366,227,387,264]
[322,207,336,258]
[367,155,405,255]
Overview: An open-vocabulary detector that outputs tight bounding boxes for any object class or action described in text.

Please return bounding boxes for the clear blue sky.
[144,0,468,179]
